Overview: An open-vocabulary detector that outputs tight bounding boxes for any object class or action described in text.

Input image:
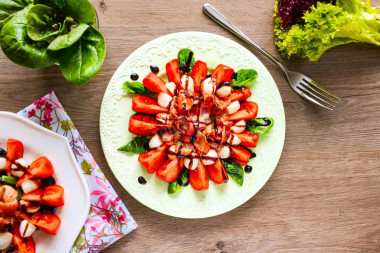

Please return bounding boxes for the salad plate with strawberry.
[0,112,90,252]
[100,32,285,218]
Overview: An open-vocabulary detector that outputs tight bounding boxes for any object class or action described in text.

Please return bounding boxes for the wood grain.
[1,0,380,252]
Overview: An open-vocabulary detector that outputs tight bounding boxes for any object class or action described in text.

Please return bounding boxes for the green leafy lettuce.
[231,69,258,88]
[118,136,151,154]
[274,0,380,61]
[222,160,244,186]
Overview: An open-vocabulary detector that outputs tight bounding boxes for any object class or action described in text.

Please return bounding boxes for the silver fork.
[203,3,340,110]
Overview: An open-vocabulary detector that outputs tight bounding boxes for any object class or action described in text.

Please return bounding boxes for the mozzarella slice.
[227,101,240,115]
[15,158,28,168]
[230,120,246,133]
[216,85,232,98]
[0,232,12,250]
[165,82,176,94]
[184,157,199,170]
[202,149,218,165]
[19,220,37,238]
[21,180,40,194]
[227,134,242,145]
[157,92,172,108]
[0,158,6,171]
[218,146,231,159]
[201,77,216,96]
[180,75,194,93]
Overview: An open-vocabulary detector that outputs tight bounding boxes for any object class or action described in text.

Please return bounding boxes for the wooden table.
[1,0,379,252]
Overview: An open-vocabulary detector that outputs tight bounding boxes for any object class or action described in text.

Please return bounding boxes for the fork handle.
[203,3,288,73]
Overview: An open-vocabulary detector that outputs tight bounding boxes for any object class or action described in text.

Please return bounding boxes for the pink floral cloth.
[18,92,137,252]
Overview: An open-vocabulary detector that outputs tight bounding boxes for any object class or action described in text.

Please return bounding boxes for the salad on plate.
[119,48,274,194]
[0,139,64,252]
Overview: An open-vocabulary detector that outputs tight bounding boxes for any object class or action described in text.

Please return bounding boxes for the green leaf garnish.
[246,117,274,135]
[118,136,151,154]
[122,81,156,97]
[231,69,258,88]
[222,160,244,186]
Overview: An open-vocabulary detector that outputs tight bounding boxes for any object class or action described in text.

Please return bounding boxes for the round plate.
[100,31,285,218]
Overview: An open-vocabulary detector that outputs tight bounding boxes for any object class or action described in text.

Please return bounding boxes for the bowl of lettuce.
[0,0,106,85]
[274,0,380,61]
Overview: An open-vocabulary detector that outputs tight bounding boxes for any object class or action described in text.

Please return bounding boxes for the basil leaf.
[0,0,31,31]
[0,6,57,68]
[48,23,89,50]
[64,0,96,24]
[246,117,274,134]
[168,169,189,194]
[177,48,195,72]
[0,175,17,185]
[26,4,62,41]
[118,136,151,154]
[231,69,258,88]
[222,160,244,186]
[57,26,106,85]
[122,81,156,97]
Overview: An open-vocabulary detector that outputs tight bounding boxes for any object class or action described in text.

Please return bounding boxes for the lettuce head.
[274,0,380,61]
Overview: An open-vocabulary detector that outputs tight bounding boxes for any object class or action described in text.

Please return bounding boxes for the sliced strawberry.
[138,144,169,173]
[132,95,168,114]
[228,101,258,121]
[166,59,182,86]
[227,86,252,102]
[189,161,209,191]
[128,114,160,136]
[230,146,251,166]
[156,157,182,183]
[234,131,259,148]
[205,159,229,184]
[211,64,234,85]
[143,72,173,96]
[191,61,208,91]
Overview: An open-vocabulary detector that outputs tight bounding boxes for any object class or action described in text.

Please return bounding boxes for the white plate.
[100,31,286,218]
[0,112,90,252]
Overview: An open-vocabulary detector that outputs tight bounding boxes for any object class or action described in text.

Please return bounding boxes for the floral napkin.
[17,91,137,252]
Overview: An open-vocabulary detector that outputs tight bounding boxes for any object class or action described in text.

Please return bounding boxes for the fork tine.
[296,86,335,110]
[299,82,339,104]
[297,85,336,108]
[302,77,341,100]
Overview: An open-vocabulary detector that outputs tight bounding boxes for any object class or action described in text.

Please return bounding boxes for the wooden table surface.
[1,0,380,252]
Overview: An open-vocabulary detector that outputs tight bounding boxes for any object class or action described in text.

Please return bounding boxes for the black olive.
[206,74,211,78]
[130,73,139,81]
[138,176,146,185]
[231,72,238,80]
[150,65,159,74]
[0,148,6,157]
[245,165,253,173]
[41,206,57,214]
[41,176,56,187]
